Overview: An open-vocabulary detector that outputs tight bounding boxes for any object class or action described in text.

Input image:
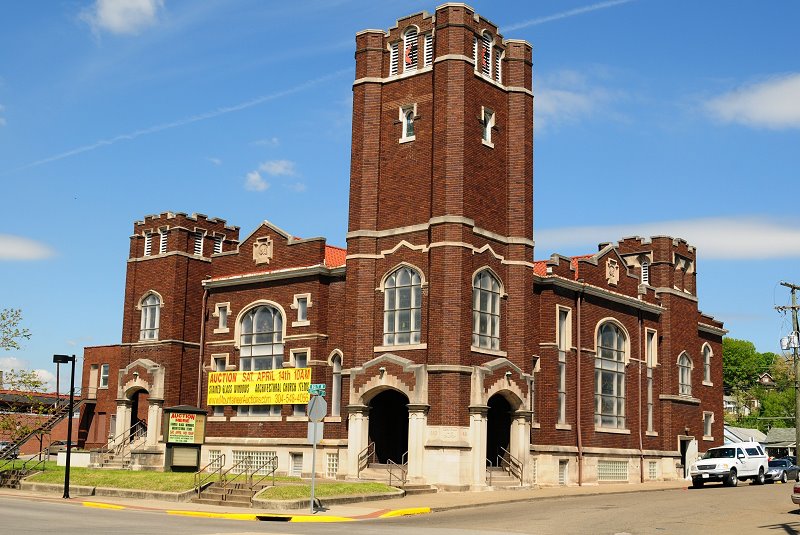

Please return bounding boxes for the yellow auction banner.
[207,367,311,406]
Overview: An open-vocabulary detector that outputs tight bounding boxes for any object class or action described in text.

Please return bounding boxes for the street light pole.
[53,354,76,499]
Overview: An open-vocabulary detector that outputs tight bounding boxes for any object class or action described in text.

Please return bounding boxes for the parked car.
[766,458,799,483]
[47,440,78,456]
[689,442,769,488]
[0,441,19,459]
[792,481,800,506]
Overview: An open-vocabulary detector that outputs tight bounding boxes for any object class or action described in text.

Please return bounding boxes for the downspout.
[638,309,644,483]
[576,282,585,486]
[197,285,209,408]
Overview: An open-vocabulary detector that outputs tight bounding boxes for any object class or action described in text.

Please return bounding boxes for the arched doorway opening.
[368,389,409,464]
[486,393,512,465]
[130,388,150,437]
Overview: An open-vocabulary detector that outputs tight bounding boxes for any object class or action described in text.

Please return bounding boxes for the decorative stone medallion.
[606,258,619,286]
[253,236,273,265]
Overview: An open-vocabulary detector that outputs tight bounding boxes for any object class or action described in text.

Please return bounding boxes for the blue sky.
[1,0,799,389]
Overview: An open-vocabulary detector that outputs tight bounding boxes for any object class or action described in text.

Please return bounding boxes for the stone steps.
[191,482,267,508]
[403,484,437,496]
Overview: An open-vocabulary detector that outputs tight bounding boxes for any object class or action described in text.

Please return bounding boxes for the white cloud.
[244,170,269,192]
[285,181,307,193]
[536,216,800,260]
[0,117,5,127]
[535,70,622,130]
[252,137,280,148]
[259,160,296,176]
[81,0,164,35]
[0,358,56,391]
[206,157,222,166]
[503,0,635,32]
[705,73,800,129]
[0,234,55,260]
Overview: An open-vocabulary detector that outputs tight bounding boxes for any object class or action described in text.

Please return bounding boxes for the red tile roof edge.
[324,245,347,268]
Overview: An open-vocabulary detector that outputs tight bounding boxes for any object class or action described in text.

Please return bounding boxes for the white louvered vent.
[390,42,399,75]
[194,232,204,256]
[494,48,502,82]
[641,260,650,285]
[213,236,223,254]
[473,35,478,70]
[481,33,492,76]
[403,28,418,72]
[143,233,152,256]
[159,231,167,254]
[424,33,433,66]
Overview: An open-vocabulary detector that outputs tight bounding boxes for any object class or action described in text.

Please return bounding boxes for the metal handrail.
[486,457,494,486]
[387,451,408,488]
[96,420,147,467]
[220,455,253,490]
[249,456,279,492]
[357,441,375,477]
[0,392,87,462]
[194,454,226,495]
[0,447,50,477]
[498,446,524,485]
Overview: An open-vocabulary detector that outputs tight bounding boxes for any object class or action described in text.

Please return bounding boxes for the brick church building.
[80,4,725,488]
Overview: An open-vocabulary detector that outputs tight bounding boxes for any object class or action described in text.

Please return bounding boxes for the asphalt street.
[1,481,798,534]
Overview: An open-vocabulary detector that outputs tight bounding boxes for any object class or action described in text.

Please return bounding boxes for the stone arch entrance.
[113,359,165,448]
[368,389,409,464]
[486,393,513,464]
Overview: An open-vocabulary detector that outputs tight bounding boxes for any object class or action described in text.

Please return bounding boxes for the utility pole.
[776,281,800,459]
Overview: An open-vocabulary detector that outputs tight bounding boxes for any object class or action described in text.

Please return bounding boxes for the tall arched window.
[703,345,712,384]
[678,353,692,396]
[595,322,626,428]
[139,293,161,340]
[239,305,283,416]
[403,27,418,72]
[473,270,501,350]
[331,353,342,417]
[384,266,422,345]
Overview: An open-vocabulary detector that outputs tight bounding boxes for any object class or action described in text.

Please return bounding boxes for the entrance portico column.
[146,398,164,446]
[511,410,533,484]
[345,404,370,478]
[113,399,132,448]
[469,405,489,488]
[406,403,429,483]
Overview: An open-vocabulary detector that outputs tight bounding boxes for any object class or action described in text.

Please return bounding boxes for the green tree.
[722,337,773,393]
[0,308,31,351]
[0,309,46,444]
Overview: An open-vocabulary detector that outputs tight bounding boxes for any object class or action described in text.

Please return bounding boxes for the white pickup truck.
[689,442,768,488]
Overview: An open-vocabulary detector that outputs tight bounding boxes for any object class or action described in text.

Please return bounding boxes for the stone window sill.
[374,343,427,352]
[595,427,631,435]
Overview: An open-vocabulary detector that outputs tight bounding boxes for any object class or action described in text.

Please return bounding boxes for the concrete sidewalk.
[0,480,690,523]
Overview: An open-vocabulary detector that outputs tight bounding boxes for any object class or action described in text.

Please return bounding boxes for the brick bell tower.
[344,4,534,487]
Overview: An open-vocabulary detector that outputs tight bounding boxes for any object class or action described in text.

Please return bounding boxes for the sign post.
[307,394,327,514]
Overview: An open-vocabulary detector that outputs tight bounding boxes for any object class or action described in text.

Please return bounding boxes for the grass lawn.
[22,466,384,498]
[24,468,302,492]
[26,467,203,492]
[256,482,398,500]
